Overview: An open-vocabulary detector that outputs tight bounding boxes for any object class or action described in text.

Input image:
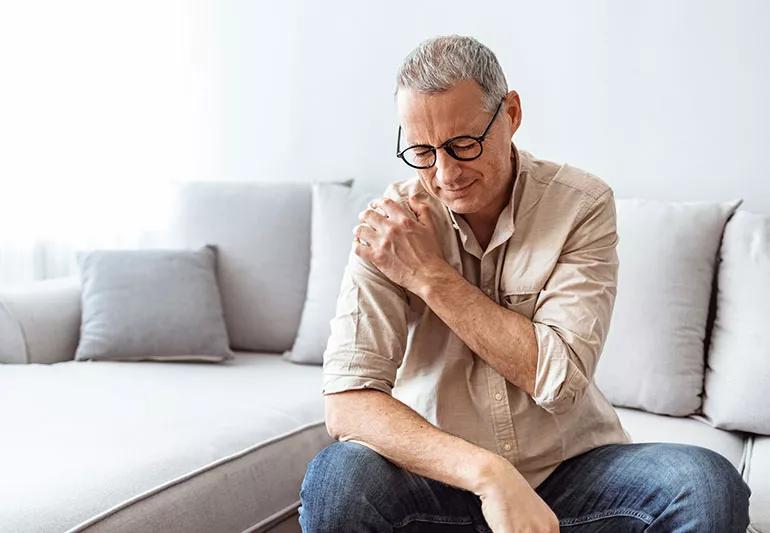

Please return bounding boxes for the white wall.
[217,0,770,214]
[0,0,222,281]
[0,0,221,243]
[1,0,768,252]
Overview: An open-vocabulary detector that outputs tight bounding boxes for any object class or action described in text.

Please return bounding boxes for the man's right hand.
[473,454,560,533]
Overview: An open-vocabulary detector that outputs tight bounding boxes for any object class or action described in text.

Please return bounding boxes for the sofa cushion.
[595,199,742,416]
[0,352,332,533]
[283,183,377,365]
[703,211,770,435]
[613,406,748,472]
[74,245,233,362]
[744,436,770,533]
[165,181,343,353]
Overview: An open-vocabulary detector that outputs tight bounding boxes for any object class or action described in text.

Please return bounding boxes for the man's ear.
[504,89,522,134]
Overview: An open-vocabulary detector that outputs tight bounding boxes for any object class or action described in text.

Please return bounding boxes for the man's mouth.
[445,181,476,195]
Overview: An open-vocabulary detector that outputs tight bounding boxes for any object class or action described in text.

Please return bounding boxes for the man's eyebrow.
[404,120,485,147]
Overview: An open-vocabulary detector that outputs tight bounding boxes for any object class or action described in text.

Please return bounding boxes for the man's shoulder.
[381,176,425,201]
[522,149,612,203]
[378,177,444,219]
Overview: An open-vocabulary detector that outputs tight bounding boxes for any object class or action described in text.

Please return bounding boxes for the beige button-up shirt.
[322,143,632,490]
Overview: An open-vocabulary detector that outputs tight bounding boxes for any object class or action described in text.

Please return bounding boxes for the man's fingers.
[352,223,376,246]
[359,205,388,227]
[353,237,375,263]
[374,197,416,221]
[367,199,389,218]
[407,194,434,227]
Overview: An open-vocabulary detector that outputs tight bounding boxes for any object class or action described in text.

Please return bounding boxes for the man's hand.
[475,455,560,533]
[352,193,446,294]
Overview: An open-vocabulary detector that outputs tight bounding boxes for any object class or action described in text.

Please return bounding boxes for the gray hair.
[394,35,508,113]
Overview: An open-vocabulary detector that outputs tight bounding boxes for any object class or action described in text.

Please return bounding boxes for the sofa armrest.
[0,275,82,364]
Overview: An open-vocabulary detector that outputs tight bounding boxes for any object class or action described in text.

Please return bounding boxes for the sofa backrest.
[161,181,315,354]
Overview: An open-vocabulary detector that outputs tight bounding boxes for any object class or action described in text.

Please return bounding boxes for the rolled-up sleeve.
[530,188,619,414]
[321,189,410,396]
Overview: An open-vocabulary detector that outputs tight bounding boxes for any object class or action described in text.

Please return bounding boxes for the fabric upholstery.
[0,352,332,533]
[595,199,742,416]
[0,275,81,364]
[614,406,748,471]
[283,182,376,365]
[744,436,770,533]
[75,245,232,362]
[703,211,770,435]
[164,181,338,353]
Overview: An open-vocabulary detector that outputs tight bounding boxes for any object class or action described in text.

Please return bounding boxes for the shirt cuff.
[531,322,590,414]
[321,376,393,396]
[322,349,397,396]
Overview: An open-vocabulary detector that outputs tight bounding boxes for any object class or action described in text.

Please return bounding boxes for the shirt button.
[503,443,512,451]
[494,392,503,401]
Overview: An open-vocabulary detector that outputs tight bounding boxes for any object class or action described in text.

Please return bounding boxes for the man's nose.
[434,149,462,186]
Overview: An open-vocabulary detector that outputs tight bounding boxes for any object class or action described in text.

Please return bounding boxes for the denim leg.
[535,442,752,532]
[298,441,490,533]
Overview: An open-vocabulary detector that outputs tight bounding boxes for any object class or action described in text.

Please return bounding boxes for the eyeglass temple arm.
[478,98,505,141]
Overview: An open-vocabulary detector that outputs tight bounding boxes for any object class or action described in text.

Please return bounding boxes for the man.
[299,35,750,532]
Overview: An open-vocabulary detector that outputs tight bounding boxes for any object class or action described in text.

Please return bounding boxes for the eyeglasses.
[396,97,504,169]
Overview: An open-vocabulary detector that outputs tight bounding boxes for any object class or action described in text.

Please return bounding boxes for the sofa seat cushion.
[614,407,748,471]
[0,352,332,533]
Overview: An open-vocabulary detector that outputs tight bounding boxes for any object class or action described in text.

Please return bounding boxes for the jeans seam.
[559,507,654,527]
[392,512,475,529]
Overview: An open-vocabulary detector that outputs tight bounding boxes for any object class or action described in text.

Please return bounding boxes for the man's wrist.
[467,449,513,495]
[413,259,458,301]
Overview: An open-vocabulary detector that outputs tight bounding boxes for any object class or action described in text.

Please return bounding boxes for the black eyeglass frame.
[395,97,505,169]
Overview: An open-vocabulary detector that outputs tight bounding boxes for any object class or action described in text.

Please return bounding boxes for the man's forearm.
[325,389,518,495]
[415,260,539,396]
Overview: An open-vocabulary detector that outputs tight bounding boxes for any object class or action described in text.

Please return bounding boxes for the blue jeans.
[299,440,751,532]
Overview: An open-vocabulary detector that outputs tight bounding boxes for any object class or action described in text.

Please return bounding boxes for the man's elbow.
[323,387,391,440]
[324,394,345,440]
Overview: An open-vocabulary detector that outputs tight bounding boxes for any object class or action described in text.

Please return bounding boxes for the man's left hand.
[353,194,446,294]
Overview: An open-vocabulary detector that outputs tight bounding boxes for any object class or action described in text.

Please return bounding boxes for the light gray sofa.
[1,180,768,532]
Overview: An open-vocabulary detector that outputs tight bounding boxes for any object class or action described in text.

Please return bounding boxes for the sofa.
[0,178,768,533]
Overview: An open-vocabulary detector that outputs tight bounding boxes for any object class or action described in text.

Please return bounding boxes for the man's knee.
[299,441,395,531]
[653,443,751,531]
[303,440,392,488]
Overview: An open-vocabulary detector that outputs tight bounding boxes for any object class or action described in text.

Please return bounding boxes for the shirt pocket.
[500,290,539,320]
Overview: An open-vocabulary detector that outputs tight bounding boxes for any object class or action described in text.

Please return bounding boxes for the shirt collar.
[445,141,522,244]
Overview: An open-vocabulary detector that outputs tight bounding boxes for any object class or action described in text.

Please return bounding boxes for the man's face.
[396,78,521,218]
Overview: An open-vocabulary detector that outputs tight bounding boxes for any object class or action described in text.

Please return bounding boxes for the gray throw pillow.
[74,245,233,362]
[283,183,377,365]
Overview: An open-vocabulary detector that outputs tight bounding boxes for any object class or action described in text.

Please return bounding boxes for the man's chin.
[443,196,477,213]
